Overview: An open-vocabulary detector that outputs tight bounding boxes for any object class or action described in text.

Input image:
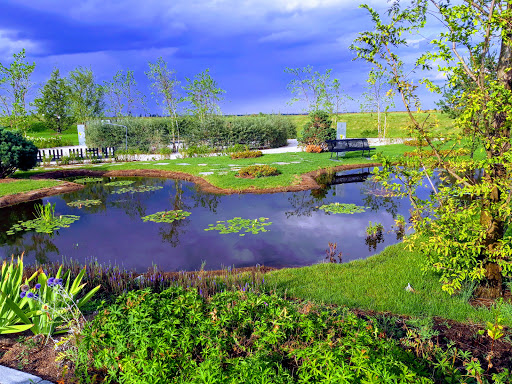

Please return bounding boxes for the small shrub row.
[404,138,429,147]
[237,165,280,178]
[403,148,469,157]
[26,136,73,149]
[230,149,263,159]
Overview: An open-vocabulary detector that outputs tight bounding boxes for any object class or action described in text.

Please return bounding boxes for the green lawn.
[33,125,79,146]
[264,240,512,326]
[0,179,62,197]
[15,144,411,191]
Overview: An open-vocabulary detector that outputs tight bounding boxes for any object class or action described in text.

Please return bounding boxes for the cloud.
[0,30,41,61]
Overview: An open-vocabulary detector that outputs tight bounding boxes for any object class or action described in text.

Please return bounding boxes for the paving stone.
[198,172,214,175]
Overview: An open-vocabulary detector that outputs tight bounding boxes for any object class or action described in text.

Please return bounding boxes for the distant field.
[286,111,455,138]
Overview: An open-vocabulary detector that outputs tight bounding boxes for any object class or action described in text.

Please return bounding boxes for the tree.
[351,1,512,297]
[0,127,38,178]
[285,66,333,113]
[103,70,146,117]
[146,57,182,148]
[0,49,35,135]
[182,69,225,125]
[359,69,395,138]
[68,66,105,124]
[32,68,75,133]
[327,78,352,126]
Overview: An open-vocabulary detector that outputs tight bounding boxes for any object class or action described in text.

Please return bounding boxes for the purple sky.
[0,0,445,115]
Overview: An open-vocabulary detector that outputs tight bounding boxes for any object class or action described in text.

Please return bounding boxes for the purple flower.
[55,278,63,286]
[27,292,35,299]
[35,283,41,290]
[20,292,26,298]
[47,277,55,286]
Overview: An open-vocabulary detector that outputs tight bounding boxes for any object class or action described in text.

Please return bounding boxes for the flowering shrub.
[230,150,263,159]
[305,144,323,153]
[237,165,280,178]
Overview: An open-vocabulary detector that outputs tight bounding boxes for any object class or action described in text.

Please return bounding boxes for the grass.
[15,144,411,191]
[264,239,512,326]
[288,110,455,138]
[32,126,79,146]
[0,179,62,197]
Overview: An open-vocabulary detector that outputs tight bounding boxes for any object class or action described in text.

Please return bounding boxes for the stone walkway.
[0,365,54,384]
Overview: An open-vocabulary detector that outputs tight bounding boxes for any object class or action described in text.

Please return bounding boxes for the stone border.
[0,163,380,207]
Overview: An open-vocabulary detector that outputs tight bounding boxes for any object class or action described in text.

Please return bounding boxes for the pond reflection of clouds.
[1,171,420,272]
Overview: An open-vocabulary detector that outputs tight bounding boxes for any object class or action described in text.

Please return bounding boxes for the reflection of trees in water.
[4,232,59,264]
[158,180,190,247]
[0,200,42,246]
[187,185,221,213]
[285,190,328,218]
[361,179,401,218]
[61,183,108,214]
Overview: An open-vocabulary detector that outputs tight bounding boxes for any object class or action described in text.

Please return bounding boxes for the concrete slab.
[0,364,55,384]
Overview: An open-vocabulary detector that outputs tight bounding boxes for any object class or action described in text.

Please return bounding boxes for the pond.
[0,168,424,272]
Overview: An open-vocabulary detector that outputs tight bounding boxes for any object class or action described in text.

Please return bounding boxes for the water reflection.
[0,169,422,272]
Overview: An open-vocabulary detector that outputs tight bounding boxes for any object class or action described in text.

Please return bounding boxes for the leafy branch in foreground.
[351,0,512,297]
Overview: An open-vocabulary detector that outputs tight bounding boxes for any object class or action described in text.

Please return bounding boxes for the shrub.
[85,117,170,152]
[179,144,216,158]
[0,127,38,178]
[298,110,335,147]
[76,288,455,383]
[230,150,263,159]
[305,144,323,153]
[237,164,280,178]
[404,138,429,147]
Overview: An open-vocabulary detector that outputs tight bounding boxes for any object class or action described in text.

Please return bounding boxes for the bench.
[325,139,376,160]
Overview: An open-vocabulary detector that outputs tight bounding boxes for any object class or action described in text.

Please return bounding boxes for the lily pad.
[73,177,104,184]
[142,210,191,223]
[111,185,163,194]
[204,217,271,236]
[104,180,135,187]
[66,199,102,208]
[318,203,368,214]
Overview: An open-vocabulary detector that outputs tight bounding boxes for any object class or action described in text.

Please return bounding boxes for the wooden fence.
[36,147,116,162]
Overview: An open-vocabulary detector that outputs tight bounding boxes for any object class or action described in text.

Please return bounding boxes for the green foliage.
[25,135,72,149]
[6,203,80,235]
[237,164,281,178]
[318,203,368,214]
[66,199,102,208]
[32,68,75,133]
[351,1,512,296]
[366,221,384,237]
[77,287,443,383]
[110,185,163,194]
[103,69,146,117]
[0,126,38,178]
[0,49,35,134]
[298,110,335,147]
[68,66,105,124]
[0,257,37,334]
[104,180,134,187]
[73,177,103,184]
[141,210,191,223]
[205,217,271,236]
[85,117,169,151]
[182,68,225,124]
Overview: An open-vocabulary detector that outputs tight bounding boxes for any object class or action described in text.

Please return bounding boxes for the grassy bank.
[0,179,62,197]
[13,144,410,192]
[265,240,512,326]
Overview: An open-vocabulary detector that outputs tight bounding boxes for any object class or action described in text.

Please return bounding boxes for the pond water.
[0,168,425,272]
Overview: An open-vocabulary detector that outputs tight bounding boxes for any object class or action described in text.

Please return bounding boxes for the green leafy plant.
[0,256,37,334]
[318,202,368,214]
[141,210,191,223]
[66,199,102,208]
[104,180,135,187]
[6,203,80,235]
[237,165,280,178]
[366,221,384,237]
[298,110,335,148]
[73,177,104,184]
[0,126,38,178]
[110,185,163,194]
[205,217,271,236]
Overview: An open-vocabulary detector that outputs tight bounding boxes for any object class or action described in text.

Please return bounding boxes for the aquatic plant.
[66,199,102,208]
[72,177,104,184]
[111,185,163,194]
[142,210,191,223]
[104,180,135,187]
[205,217,271,236]
[6,203,79,235]
[318,202,368,214]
